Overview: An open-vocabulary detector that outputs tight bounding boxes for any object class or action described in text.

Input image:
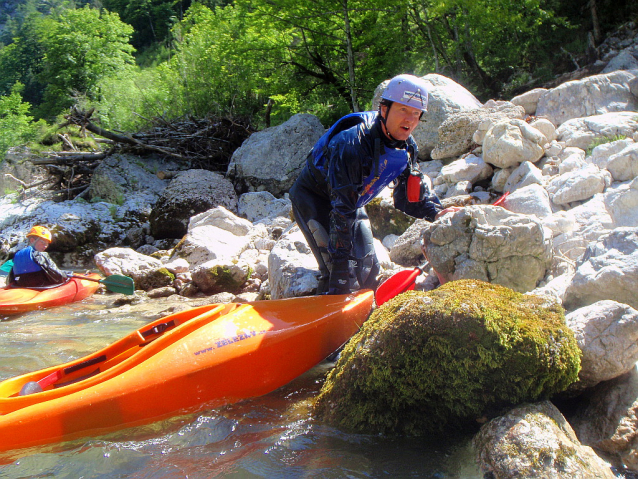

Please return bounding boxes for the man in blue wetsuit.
[290,74,459,295]
[9,226,69,287]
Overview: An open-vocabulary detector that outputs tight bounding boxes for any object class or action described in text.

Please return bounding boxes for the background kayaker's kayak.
[0,273,102,315]
[0,289,374,455]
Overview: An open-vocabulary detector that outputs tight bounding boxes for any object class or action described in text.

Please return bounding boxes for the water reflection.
[0,293,482,478]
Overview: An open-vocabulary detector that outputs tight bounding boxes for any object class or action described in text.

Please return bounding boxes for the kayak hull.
[0,290,374,455]
[0,274,101,315]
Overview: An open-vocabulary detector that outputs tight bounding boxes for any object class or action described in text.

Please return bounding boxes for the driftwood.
[3,174,57,191]
[25,106,256,200]
[61,107,255,171]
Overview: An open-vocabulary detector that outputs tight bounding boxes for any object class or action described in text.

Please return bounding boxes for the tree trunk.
[409,5,440,72]
[589,0,601,44]
[461,7,494,91]
[342,0,359,112]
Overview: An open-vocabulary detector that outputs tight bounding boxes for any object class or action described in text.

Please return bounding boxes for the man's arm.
[32,251,68,284]
[392,168,443,222]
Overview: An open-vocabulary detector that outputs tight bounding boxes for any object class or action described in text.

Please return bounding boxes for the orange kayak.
[0,273,101,315]
[0,290,374,455]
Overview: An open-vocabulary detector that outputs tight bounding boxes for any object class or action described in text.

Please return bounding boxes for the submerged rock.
[314,279,581,435]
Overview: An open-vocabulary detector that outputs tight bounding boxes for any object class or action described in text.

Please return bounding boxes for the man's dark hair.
[379,98,393,109]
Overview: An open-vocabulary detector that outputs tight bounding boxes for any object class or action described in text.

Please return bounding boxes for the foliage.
[101,0,181,51]
[0,84,46,160]
[35,6,136,119]
[405,0,572,98]
[0,0,634,138]
[314,280,581,435]
[93,67,169,132]
[0,12,46,107]
[239,0,414,123]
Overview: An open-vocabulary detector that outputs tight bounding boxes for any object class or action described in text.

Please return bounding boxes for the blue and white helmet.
[381,74,428,112]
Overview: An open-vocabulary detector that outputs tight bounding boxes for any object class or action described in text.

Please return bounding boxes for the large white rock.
[188,206,253,236]
[546,164,607,205]
[536,70,638,126]
[503,161,543,193]
[564,227,638,311]
[510,87,547,115]
[605,178,638,228]
[556,112,638,150]
[421,205,553,292]
[439,154,493,183]
[226,113,324,195]
[589,138,635,170]
[268,224,320,299]
[606,142,638,182]
[529,117,557,144]
[566,300,638,389]
[238,191,292,223]
[482,119,546,168]
[502,183,552,218]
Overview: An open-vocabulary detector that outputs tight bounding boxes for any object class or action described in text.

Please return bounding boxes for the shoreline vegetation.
[0,0,636,170]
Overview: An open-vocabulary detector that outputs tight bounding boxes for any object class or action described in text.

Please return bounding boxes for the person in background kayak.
[290,73,460,295]
[8,226,69,287]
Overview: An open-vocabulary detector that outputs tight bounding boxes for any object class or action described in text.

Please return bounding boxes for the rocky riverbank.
[1,45,638,475]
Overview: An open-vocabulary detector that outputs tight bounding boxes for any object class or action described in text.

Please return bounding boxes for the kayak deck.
[0,274,102,315]
[0,290,374,454]
[0,302,238,413]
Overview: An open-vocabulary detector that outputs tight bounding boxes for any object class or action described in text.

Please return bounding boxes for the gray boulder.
[570,367,638,472]
[431,102,525,160]
[566,300,638,389]
[226,113,324,196]
[564,227,638,311]
[149,169,238,239]
[474,401,615,479]
[536,70,638,126]
[421,205,553,292]
[557,112,638,150]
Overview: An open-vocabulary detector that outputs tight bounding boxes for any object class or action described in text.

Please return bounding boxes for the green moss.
[207,265,246,293]
[314,279,581,435]
[158,267,175,281]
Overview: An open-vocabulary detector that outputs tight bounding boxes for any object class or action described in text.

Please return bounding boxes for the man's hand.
[435,206,463,220]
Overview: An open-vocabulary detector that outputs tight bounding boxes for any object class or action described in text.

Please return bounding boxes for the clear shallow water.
[0,292,482,479]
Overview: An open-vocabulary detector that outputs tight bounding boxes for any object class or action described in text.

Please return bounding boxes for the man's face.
[380,103,422,142]
[32,237,51,252]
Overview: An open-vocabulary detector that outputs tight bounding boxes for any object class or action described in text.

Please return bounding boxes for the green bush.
[0,84,46,160]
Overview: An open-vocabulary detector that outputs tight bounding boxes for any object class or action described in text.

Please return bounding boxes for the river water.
[0,291,482,479]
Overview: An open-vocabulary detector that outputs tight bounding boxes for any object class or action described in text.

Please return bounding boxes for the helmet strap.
[379,102,401,143]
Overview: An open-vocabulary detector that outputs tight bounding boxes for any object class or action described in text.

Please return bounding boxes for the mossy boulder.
[191,262,251,294]
[135,267,175,291]
[314,279,581,435]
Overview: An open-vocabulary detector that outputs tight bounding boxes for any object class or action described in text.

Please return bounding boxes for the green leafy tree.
[161,3,276,119]
[94,3,272,129]
[239,0,413,120]
[0,84,45,160]
[0,0,55,109]
[36,5,136,119]
[406,0,570,96]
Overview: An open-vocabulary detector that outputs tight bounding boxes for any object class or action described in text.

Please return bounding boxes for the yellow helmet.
[26,225,52,242]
